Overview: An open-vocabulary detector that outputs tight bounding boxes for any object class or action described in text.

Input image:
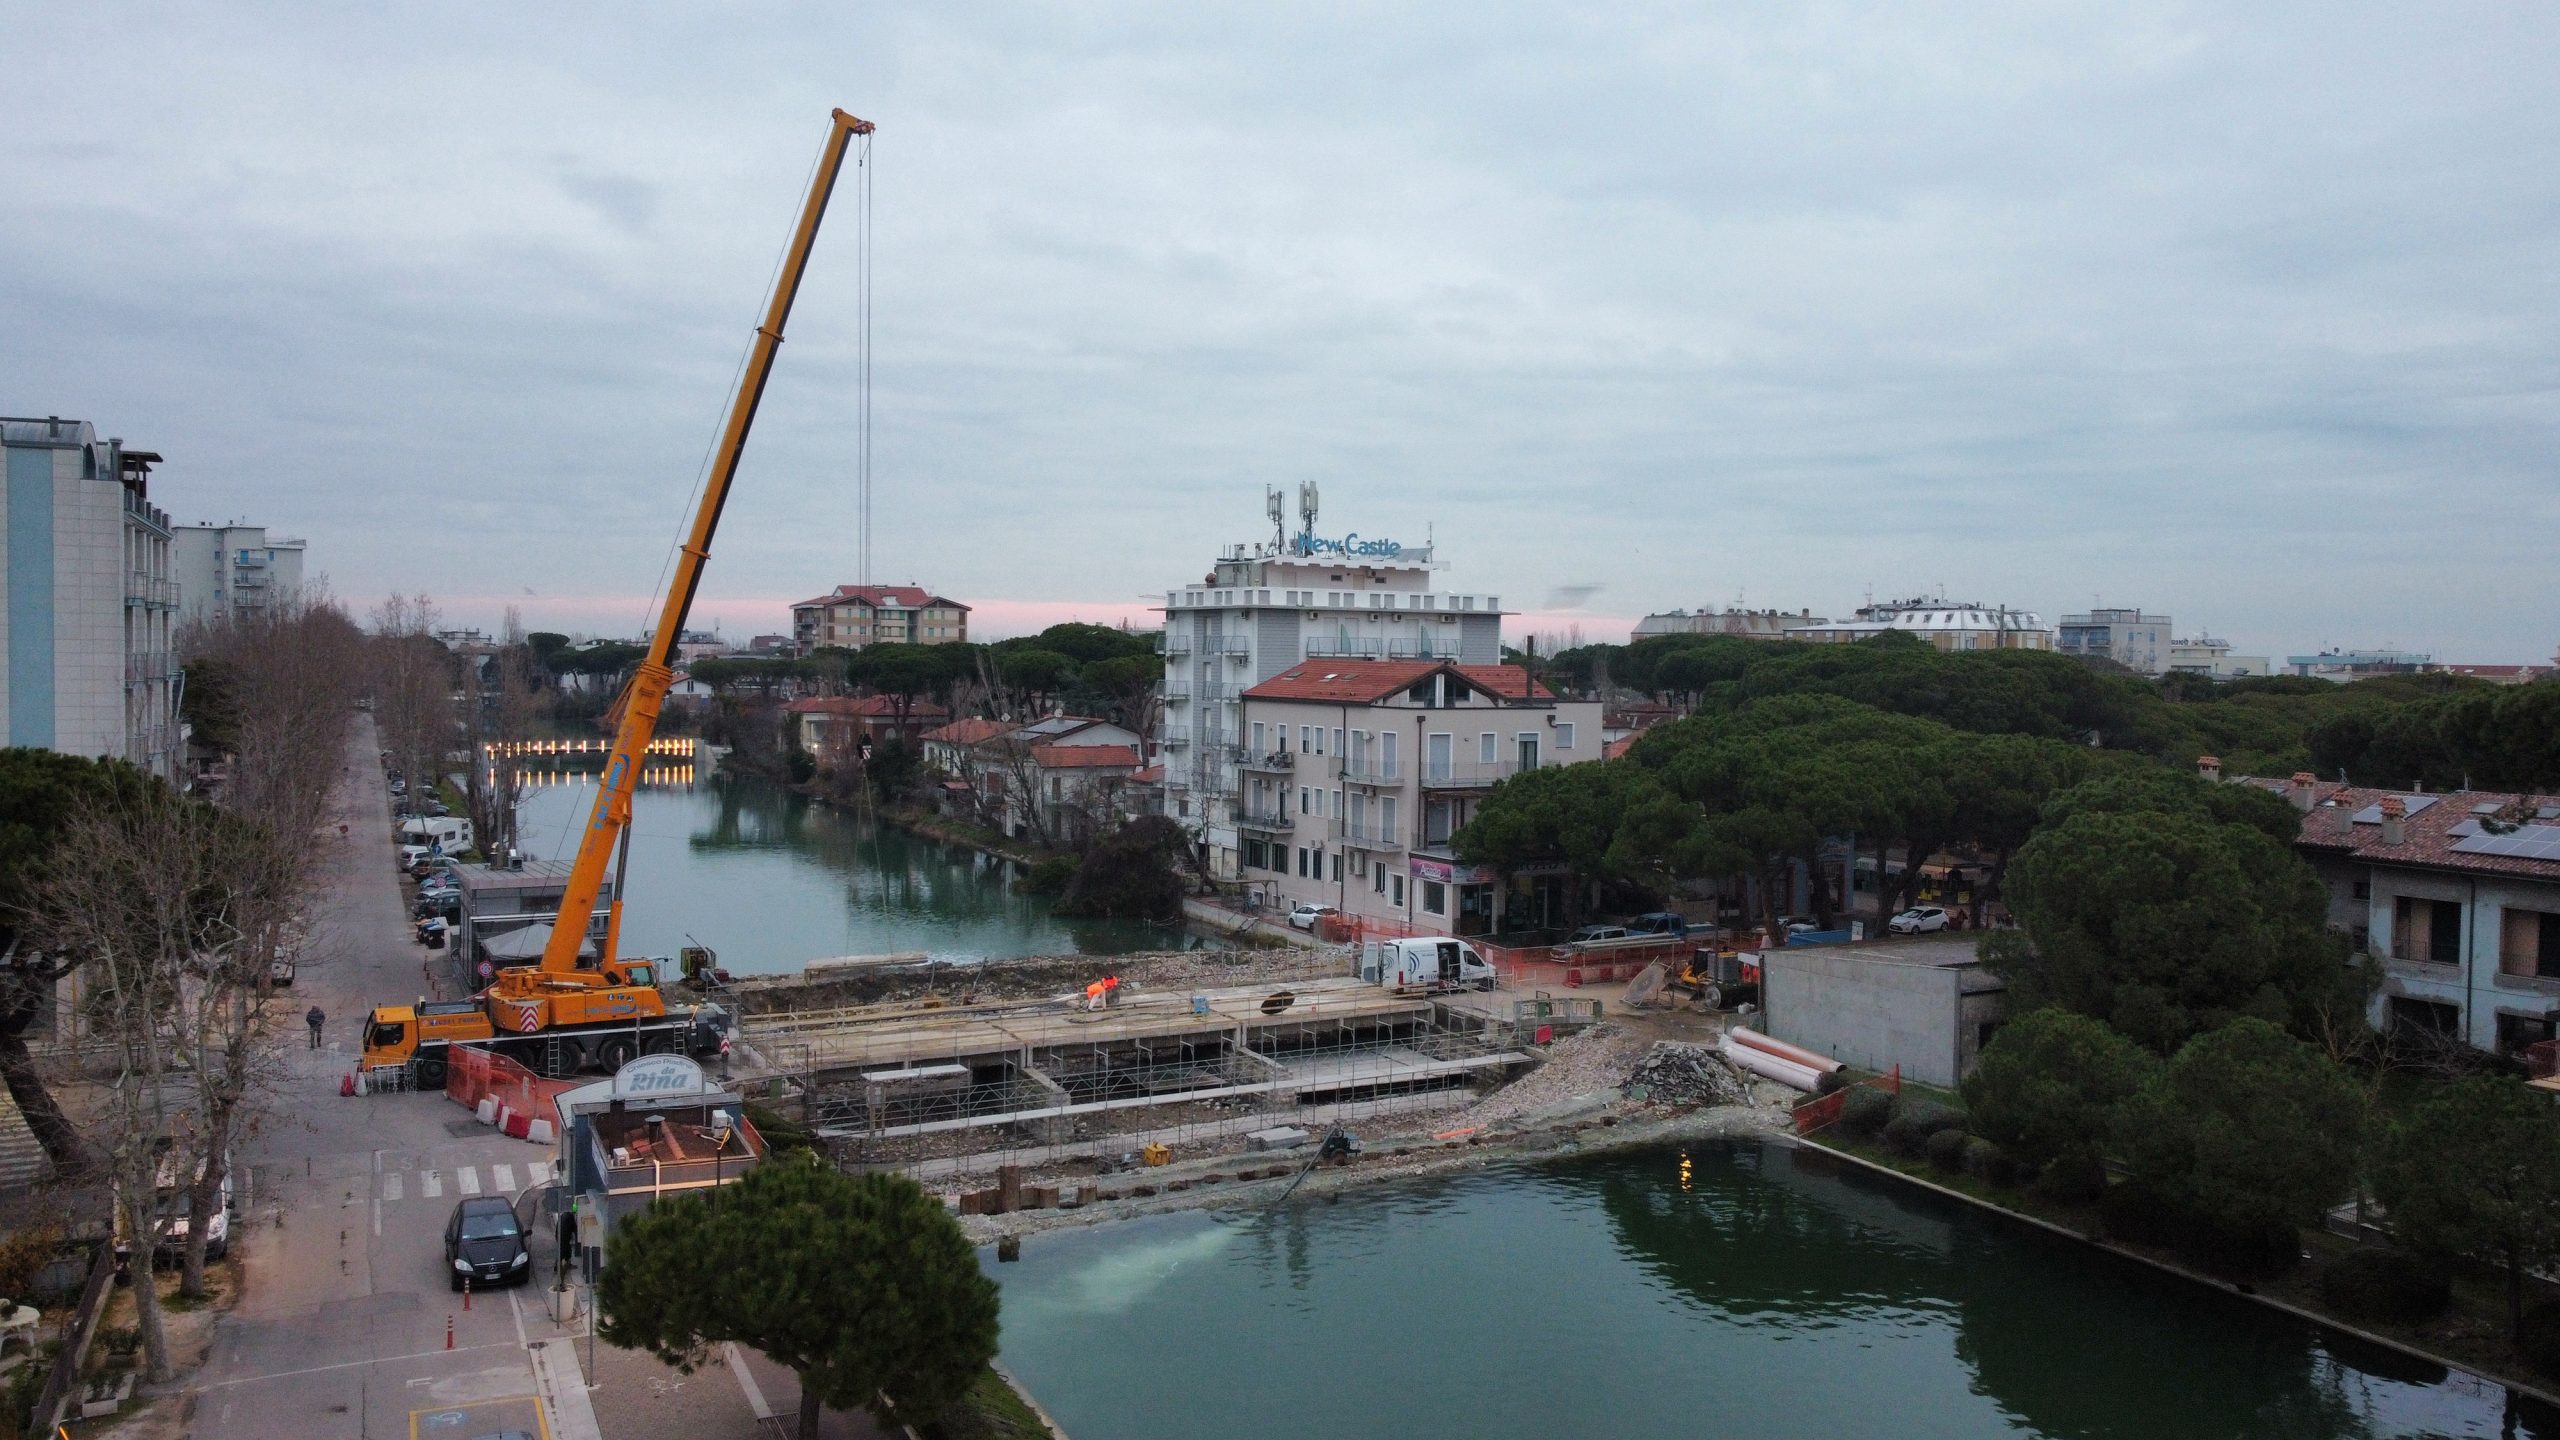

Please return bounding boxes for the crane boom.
[530,108,874,980]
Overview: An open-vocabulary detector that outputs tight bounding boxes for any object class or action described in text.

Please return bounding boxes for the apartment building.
[2286,650,2431,682]
[1233,659,1602,936]
[172,522,306,624]
[2259,773,2560,1058]
[2058,608,2173,673]
[2166,635,2271,679]
[1,417,184,780]
[1156,487,1507,880]
[1632,607,1825,641]
[789,584,969,650]
[1785,598,2050,652]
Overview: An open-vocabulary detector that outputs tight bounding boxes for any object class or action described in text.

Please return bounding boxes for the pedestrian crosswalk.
[373,1159,555,1203]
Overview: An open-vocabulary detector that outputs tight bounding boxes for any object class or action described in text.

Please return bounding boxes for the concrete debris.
[1620,1041,1751,1108]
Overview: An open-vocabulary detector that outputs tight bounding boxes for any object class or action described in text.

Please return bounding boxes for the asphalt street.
[182,717,604,1440]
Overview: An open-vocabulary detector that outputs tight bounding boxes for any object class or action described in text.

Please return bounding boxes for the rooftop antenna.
[1297,480,1320,539]
[1266,486,1286,552]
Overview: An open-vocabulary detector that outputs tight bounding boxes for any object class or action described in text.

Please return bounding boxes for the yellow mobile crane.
[362,109,875,1084]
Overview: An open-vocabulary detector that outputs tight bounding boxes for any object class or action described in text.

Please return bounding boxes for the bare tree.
[463,606,539,864]
[370,593,457,818]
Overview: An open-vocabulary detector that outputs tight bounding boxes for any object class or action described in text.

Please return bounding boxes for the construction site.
[716,946,1643,1172]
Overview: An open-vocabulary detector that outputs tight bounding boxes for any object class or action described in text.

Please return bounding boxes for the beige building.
[789,584,969,651]
[1234,659,1602,936]
[1633,607,1825,640]
[1786,598,2050,652]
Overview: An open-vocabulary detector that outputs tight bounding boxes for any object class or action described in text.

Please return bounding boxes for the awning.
[478,922,596,962]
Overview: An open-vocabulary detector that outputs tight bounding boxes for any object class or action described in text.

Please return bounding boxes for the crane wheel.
[596,1037,638,1072]
[551,1040,588,1078]
[638,1033,674,1057]
[415,1055,448,1089]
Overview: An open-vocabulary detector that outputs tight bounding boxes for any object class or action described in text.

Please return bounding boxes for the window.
[1331,852,1342,883]
[1300,786,1311,814]
[1333,728,1344,755]
[1297,847,1310,877]
[1422,880,1447,915]
[1478,733,1497,765]
[1392,875,1405,906]
[1301,725,1315,753]
[1427,733,1453,780]
[1252,722,1265,752]
[1555,722,1575,751]
[2351,881,2370,901]
[1381,731,1399,772]
[1374,866,1386,893]
[1382,797,1398,836]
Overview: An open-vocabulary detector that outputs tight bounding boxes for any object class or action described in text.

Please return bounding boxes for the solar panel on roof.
[2450,819,2483,838]
[2349,795,2440,825]
[2473,802,2504,814]
[2451,826,2560,860]
[2541,806,2560,820]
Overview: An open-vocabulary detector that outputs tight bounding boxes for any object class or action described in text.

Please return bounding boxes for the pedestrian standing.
[306,1005,326,1049]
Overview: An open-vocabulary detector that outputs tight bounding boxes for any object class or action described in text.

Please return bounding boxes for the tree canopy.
[1985,771,2366,1054]
[1961,1008,2158,1176]
[599,1158,1000,1439]
[2371,1075,2560,1338]
[2115,1019,2364,1253]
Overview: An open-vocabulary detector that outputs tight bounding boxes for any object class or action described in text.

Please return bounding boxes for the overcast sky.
[7,4,2555,661]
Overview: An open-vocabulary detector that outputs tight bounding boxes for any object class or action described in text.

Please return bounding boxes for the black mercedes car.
[443,1196,531,1291]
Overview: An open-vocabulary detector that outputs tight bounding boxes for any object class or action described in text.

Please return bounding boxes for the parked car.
[1566,924,1634,945]
[443,1196,531,1291]
[1287,903,1340,932]
[1889,906,1952,935]
[1628,912,1690,939]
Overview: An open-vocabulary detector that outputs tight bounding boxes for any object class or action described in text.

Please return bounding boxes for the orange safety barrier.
[443,1044,542,1122]
[1791,1065,1902,1135]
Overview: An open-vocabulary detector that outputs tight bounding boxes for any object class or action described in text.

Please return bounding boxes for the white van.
[398,816,473,855]
[1358,936,1499,993]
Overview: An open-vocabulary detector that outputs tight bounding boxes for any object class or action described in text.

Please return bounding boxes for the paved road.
[180,717,885,1439]
[184,717,604,1440]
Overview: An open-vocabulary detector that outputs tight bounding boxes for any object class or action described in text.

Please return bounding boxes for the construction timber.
[734,976,1531,1142]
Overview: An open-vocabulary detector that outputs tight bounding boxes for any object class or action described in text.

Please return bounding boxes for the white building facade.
[1232,659,1602,936]
[2057,608,2173,673]
[1155,488,1508,880]
[1,417,183,780]
[1785,598,2051,652]
[172,522,306,625]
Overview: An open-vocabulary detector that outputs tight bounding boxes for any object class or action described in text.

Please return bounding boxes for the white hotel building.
[1153,489,1599,918]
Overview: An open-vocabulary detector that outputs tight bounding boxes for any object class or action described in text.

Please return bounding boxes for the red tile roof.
[2269,779,2560,882]
[1128,764,1165,784]
[1243,660,1555,705]
[1603,735,1638,761]
[1031,744,1142,770]
[922,717,1014,746]
[790,585,970,612]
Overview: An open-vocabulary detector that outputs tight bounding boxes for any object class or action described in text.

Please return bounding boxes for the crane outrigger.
[362,109,875,1083]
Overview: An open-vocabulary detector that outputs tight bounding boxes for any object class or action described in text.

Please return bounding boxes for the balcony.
[1417,759,1528,790]
[1338,821,1404,852]
[1411,828,1458,856]
[1238,806,1293,831]
[1162,728,1192,748]
[2386,937,2457,967]
[1340,759,1402,785]
[124,574,178,609]
[1216,638,1252,658]
[1238,750,1296,773]
[1164,688,1191,705]
[1163,637,1193,657]
[1385,638,1458,659]
[1304,638,1384,659]
[1194,681,1237,702]
[124,651,174,686]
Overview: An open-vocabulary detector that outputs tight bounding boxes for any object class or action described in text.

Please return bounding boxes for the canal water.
[990,1142,2549,1440]
[509,768,1207,973]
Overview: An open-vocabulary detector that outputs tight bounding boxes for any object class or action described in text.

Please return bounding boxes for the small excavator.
[359,109,877,1085]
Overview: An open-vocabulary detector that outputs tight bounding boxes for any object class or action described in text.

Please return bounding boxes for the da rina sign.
[612,1053,711,1100]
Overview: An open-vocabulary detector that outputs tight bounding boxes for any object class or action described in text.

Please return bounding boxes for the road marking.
[457,1167,481,1195]
[508,1286,529,1348]
[192,1339,523,1389]
[383,1172,404,1202]
[724,1341,774,1419]
[491,1163,515,1192]
[422,1170,443,1199]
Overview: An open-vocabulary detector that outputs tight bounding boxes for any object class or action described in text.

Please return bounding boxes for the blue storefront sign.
[1291,531,1403,559]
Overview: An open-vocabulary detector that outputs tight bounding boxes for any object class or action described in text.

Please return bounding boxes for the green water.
[990,1143,2550,1440]
[510,771,1210,974]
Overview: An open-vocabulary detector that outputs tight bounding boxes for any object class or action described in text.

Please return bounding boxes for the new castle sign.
[1291,531,1404,560]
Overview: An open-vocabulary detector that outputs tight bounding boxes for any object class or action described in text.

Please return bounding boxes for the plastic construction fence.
[445,1043,545,1121]
[1790,1065,1903,1136]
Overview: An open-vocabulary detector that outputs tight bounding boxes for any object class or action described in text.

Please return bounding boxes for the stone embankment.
[725,944,1339,1016]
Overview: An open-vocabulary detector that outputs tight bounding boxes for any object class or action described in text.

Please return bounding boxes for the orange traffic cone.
[340,1071,356,1098]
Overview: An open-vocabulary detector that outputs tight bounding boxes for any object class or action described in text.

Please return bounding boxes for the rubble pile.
[1620,1041,1752,1108]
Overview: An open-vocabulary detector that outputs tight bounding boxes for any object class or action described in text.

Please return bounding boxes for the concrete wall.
[1766,947,1994,1089]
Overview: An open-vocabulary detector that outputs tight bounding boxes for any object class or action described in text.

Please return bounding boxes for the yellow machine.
[361,109,876,1083]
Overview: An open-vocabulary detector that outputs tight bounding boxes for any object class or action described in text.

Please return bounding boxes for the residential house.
[2286,650,2431,682]
[1632,607,1825,640]
[2057,608,2173,673]
[1024,743,1145,844]
[2256,770,2560,1058]
[784,695,949,764]
[789,585,970,651]
[1233,659,1602,935]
